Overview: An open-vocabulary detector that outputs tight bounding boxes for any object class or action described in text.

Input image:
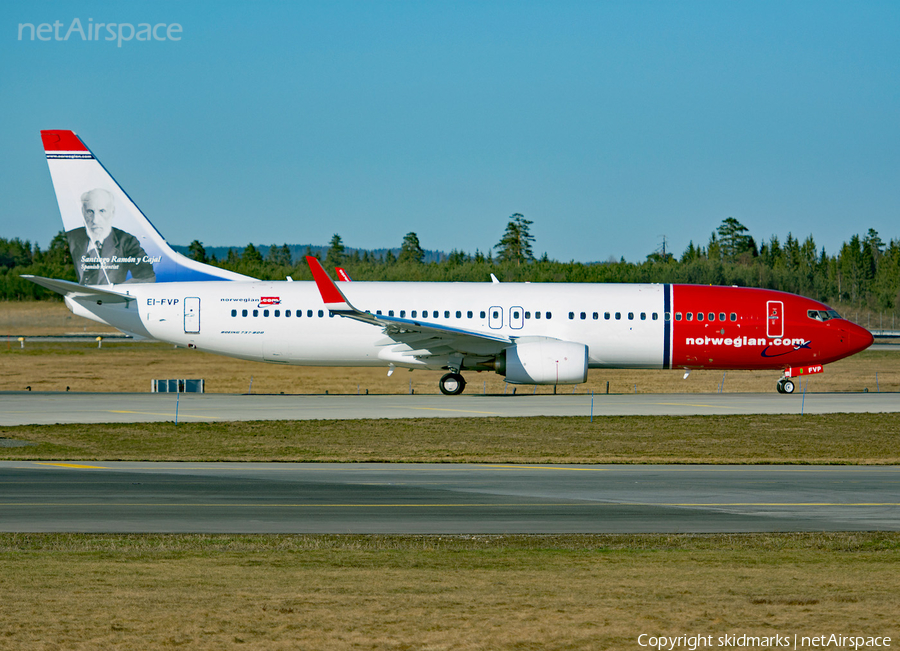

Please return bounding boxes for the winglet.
[306,256,356,312]
[335,267,352,282]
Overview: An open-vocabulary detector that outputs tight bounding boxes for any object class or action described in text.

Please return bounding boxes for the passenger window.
[686,313,693,321]
[569,312,575,320]
[231,309,237,317]
[388,310,394,317]
[604,312,610,320]
[719,312,726,321]
[444,311,450,318]
[399,310,405,318]
[456,311,462,318]
[628,312,634,320]
[535,312,541,319]
[242,309,248,317]
[652,313,658,320]
[376,310,382,315]
[580,312,586,320]
[411,310,417,318]
[480,311,486,318]
[492,310,500,319]
[307,310,313,317]
[263,310,269,317]
[674,312,681,321]
[525,311,531,319]
[433,311,439,318]
[697,312,704,321]
[285,310,290,317]
[318,310,324,317]
[730,313,737,321]
[546,312,552,319]
[664,312,670,321]
[253,310,259,317]
[513,310,520,319]
[708,313,715,321]
[640,312,646,320]
[467,311,473,318]
[274,310,280,317]
[593,312,598,320]
[615,312,621,320]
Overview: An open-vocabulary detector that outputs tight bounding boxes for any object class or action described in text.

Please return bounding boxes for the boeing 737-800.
[26,130,873,395]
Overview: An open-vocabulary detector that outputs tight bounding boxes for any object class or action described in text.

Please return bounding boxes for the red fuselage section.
[670,286,873,370]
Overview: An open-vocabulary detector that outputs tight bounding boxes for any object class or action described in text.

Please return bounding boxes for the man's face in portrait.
[81,189,115,242]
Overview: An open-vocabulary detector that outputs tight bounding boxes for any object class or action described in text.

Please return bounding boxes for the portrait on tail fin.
[66,188,157,284]
[41,129,254,284]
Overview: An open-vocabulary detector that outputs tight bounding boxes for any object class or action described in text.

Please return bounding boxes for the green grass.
[2,413,899,463]
[1,533,897,650]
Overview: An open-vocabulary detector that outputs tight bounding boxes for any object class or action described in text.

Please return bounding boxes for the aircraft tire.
[776,378,795,394]
[439,372,466,396]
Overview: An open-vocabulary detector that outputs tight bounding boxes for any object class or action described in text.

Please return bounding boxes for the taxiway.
[1,461,897,533]
[1,391,898,425]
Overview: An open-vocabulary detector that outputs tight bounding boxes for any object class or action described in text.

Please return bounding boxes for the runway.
[1,390,898,425]
[1,461,896,533]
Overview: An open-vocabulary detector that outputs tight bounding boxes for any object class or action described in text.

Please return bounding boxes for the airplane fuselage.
[34,129,875,394]
[70,280,872,376]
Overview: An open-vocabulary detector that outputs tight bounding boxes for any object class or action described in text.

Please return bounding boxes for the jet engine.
[494,339,588,385]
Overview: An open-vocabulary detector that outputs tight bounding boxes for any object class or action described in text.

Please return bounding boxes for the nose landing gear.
[439,372,466,395]
[776,377,795,394]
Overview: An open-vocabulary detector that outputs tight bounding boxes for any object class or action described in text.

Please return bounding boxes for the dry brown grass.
[0,299,120,335]
[0,533,897,650]
[2,413,898,464]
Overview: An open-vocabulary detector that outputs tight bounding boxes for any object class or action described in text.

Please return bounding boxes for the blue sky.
[3,1,899,263]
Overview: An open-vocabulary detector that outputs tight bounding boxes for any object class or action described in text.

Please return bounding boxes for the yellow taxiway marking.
[486,464,608,472]
[483,465,888,473]
[655,402,731,409]
[33,462,109,469]
[0,502,897,508]
[400,407,501,415]
[108,410,224,419]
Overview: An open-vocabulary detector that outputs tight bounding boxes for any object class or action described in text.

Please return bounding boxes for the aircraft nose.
[843,322,874,354]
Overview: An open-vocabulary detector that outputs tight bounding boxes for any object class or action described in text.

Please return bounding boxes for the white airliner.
[27,130,873,395]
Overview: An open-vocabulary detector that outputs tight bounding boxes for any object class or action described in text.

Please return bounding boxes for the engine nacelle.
[496,340,588,385]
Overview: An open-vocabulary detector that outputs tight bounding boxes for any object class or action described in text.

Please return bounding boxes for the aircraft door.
[766,300,783,338]
[184,297,200,334]
[489,306,503,329]
[509,306,524,329]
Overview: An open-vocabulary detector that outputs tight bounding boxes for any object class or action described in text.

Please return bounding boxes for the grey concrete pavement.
[0,461,896,533]
[0,391,897,425]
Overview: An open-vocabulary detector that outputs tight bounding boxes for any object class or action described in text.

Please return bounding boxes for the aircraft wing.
[306,257,511,362]
[22,275,135,304]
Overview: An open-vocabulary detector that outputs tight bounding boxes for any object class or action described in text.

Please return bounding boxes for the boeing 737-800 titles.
[26,130,873,395]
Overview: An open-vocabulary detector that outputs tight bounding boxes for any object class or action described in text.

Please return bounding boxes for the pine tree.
[325,234,345,268]
[495,213,535,265]
[398,232,425,264]
[188,240,207,263]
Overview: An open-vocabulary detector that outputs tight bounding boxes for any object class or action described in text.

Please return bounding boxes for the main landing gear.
[439,372,467,396]
[776,377,795,394]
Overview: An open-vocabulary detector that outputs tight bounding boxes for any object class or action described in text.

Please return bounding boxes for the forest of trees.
[2,216,898,319]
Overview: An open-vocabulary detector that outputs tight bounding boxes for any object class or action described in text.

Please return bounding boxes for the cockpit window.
[808,309,842,322]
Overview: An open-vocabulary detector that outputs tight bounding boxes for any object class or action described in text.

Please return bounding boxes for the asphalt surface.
[1,461,897,533]
[1,391,898,425]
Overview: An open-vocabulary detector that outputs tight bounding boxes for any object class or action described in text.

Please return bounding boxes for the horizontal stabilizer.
[22,275,134,303]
